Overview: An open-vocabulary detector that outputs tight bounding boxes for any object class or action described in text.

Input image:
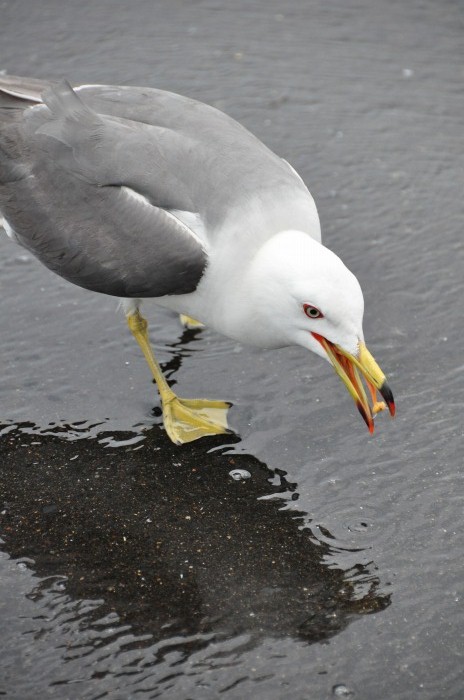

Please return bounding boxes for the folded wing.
[0,80,207,297]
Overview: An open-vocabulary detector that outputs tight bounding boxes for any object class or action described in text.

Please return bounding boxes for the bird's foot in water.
[162,396,231,444]
[179,314,205,329]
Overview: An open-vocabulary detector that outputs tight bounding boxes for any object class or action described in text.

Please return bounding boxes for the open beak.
[311,332,395,434]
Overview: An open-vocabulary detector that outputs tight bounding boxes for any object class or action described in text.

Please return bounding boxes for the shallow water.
[1,0,463,698]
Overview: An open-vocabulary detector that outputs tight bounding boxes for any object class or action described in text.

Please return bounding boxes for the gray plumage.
[0,76,311,298]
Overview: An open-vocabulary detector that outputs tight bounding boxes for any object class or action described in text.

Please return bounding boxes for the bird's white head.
[251,230,364,354]
[246,230,395,432]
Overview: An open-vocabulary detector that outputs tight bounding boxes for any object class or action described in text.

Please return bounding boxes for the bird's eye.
[303,303,323,319]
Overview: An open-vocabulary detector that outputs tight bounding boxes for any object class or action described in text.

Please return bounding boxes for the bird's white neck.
[175,230,323,348]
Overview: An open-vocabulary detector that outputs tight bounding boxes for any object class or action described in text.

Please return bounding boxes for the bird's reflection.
[160,325,203,386]
[0,422,390,656]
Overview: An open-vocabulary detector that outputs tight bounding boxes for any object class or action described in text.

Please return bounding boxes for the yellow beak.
[311,332,395,434]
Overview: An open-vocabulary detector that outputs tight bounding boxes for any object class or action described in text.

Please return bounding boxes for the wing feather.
[0,81,207,298]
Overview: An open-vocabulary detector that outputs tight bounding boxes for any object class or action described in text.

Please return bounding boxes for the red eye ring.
[303,303,323,319]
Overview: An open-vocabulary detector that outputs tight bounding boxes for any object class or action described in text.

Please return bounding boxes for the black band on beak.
[379,381,395,417]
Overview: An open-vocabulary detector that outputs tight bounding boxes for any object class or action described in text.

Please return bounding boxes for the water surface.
[1,0,463,698]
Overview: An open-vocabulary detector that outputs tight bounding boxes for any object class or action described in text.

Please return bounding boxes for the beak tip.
[315,334,396,432]
[379,381,395,418]
[356,401,374,434]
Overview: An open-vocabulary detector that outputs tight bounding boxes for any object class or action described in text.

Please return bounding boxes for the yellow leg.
[127,311,230,444]
[179,314,205,329]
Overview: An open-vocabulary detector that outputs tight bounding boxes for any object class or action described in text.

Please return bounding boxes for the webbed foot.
[162,396,231,444]
[179,314,205,329]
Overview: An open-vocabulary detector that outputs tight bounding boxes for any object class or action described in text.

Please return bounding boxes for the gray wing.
[37,82,197,211]
[69,83,313,236]
[0,77,315,297]
[0,81,207,297]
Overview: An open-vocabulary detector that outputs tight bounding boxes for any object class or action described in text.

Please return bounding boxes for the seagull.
[0,75,395,444]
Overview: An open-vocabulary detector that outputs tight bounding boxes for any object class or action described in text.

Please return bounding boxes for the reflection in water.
[0,422,390,665]
[160,325,204,387]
